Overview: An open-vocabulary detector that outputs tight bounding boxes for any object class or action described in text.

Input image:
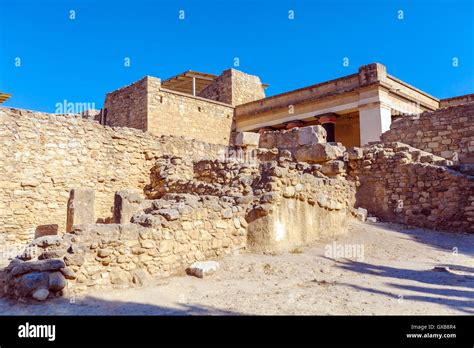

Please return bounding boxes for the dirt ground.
[1,220,473,315]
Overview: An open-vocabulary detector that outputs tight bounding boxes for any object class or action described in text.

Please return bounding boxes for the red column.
[285,120,305,130]
[318,115,337,142]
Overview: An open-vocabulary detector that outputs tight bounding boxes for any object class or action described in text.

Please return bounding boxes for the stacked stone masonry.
[199,69,266,106]
[381,102,474,164]
[1,140,359,300]
[104,76,235,145]
[348,142,474,232]
[1,105,473,302]
[0,107,228,245]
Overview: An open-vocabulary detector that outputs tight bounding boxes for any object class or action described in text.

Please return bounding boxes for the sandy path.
[1,220,473,315]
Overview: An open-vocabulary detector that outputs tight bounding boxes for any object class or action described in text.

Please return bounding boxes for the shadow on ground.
[335,260,474,314]
[372,222,474,257]
[0,296,241,316]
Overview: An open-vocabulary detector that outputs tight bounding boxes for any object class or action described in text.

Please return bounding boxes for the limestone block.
[157,208,180,221]
[66,189,95,232]
[235,132,260,147]
[346,147,364,160]
[10,259,66,276]
[321,160,346,176]
[114,190,144,224]
[355,207,368,221]
[294,143,345,163]
[34,224,59,239]
[186,261,220,278]
[297,126,327,145]
[259,126,327,150]
[31,235,62,248]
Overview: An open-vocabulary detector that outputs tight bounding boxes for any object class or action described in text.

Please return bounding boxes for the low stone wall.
[147,147,356,254]
[348,142,474,233]
[245,160,355,253]
[0,108,228,245]
[0,193,246,299]
[381,102,474,164]
[2,144,358,300]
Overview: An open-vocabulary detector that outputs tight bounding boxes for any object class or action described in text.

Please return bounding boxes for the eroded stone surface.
[186,261,220,278]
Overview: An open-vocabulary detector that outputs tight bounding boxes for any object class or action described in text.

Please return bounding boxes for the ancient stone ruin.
[0,65,472,302]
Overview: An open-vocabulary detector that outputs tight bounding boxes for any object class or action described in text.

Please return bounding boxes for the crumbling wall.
[348,142,474,233]
[0,192,247,299]
[199,69,266,106]
[381,102,474,164]
[146,144,357,254]
[0,108,228,245]
[245,159,355,253]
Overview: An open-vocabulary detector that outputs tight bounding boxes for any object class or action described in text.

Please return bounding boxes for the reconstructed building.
[1,64,473,302]
[102,63,473,147]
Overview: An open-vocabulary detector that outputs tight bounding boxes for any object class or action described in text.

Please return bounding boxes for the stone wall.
[102,77,148,130]
[348,142,474,233]
[0,108,228,245]
[148,87,235,146]
[1,141,358,300]
[381,102,474,164]
[440,93,474,108]
[104,76,235,145]
[199,69,266,106]
[146,145,357,254]
[0,192,247,299]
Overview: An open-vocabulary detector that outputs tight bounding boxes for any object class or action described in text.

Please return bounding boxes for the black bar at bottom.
[0,315,472,346]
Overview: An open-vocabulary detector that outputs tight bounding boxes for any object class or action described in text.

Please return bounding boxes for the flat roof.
[162,70,218,95]
[162,70,269,96]
[0,93,12,104]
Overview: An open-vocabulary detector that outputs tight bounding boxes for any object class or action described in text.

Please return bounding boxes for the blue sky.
[0,0,473,112]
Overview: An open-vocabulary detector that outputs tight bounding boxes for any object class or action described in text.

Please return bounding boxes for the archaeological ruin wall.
[381,102,474,164]
[348,142,474,233]
[103,76,235,146]
[0,108,229,246]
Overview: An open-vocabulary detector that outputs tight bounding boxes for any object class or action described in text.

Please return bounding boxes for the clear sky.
[1,0,473,112]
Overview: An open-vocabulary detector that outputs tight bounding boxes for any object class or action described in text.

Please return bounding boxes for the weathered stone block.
[114,190,144,224]
[31,288,50,301]
[186,261,220,278]
[354,207,368,221]
[294,143,345,163]
[321,160,345,176]
[235,132,260,147]
[48,272,67,291]
[259,126,327,150]
[297,126,327,145]
[10,259,66,276]
[66,189,95,232]
[34,224,58,239]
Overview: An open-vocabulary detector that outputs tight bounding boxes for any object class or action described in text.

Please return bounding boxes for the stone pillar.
[359,103,392,145]
[66,189,95,232]
[114,190,144,224]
